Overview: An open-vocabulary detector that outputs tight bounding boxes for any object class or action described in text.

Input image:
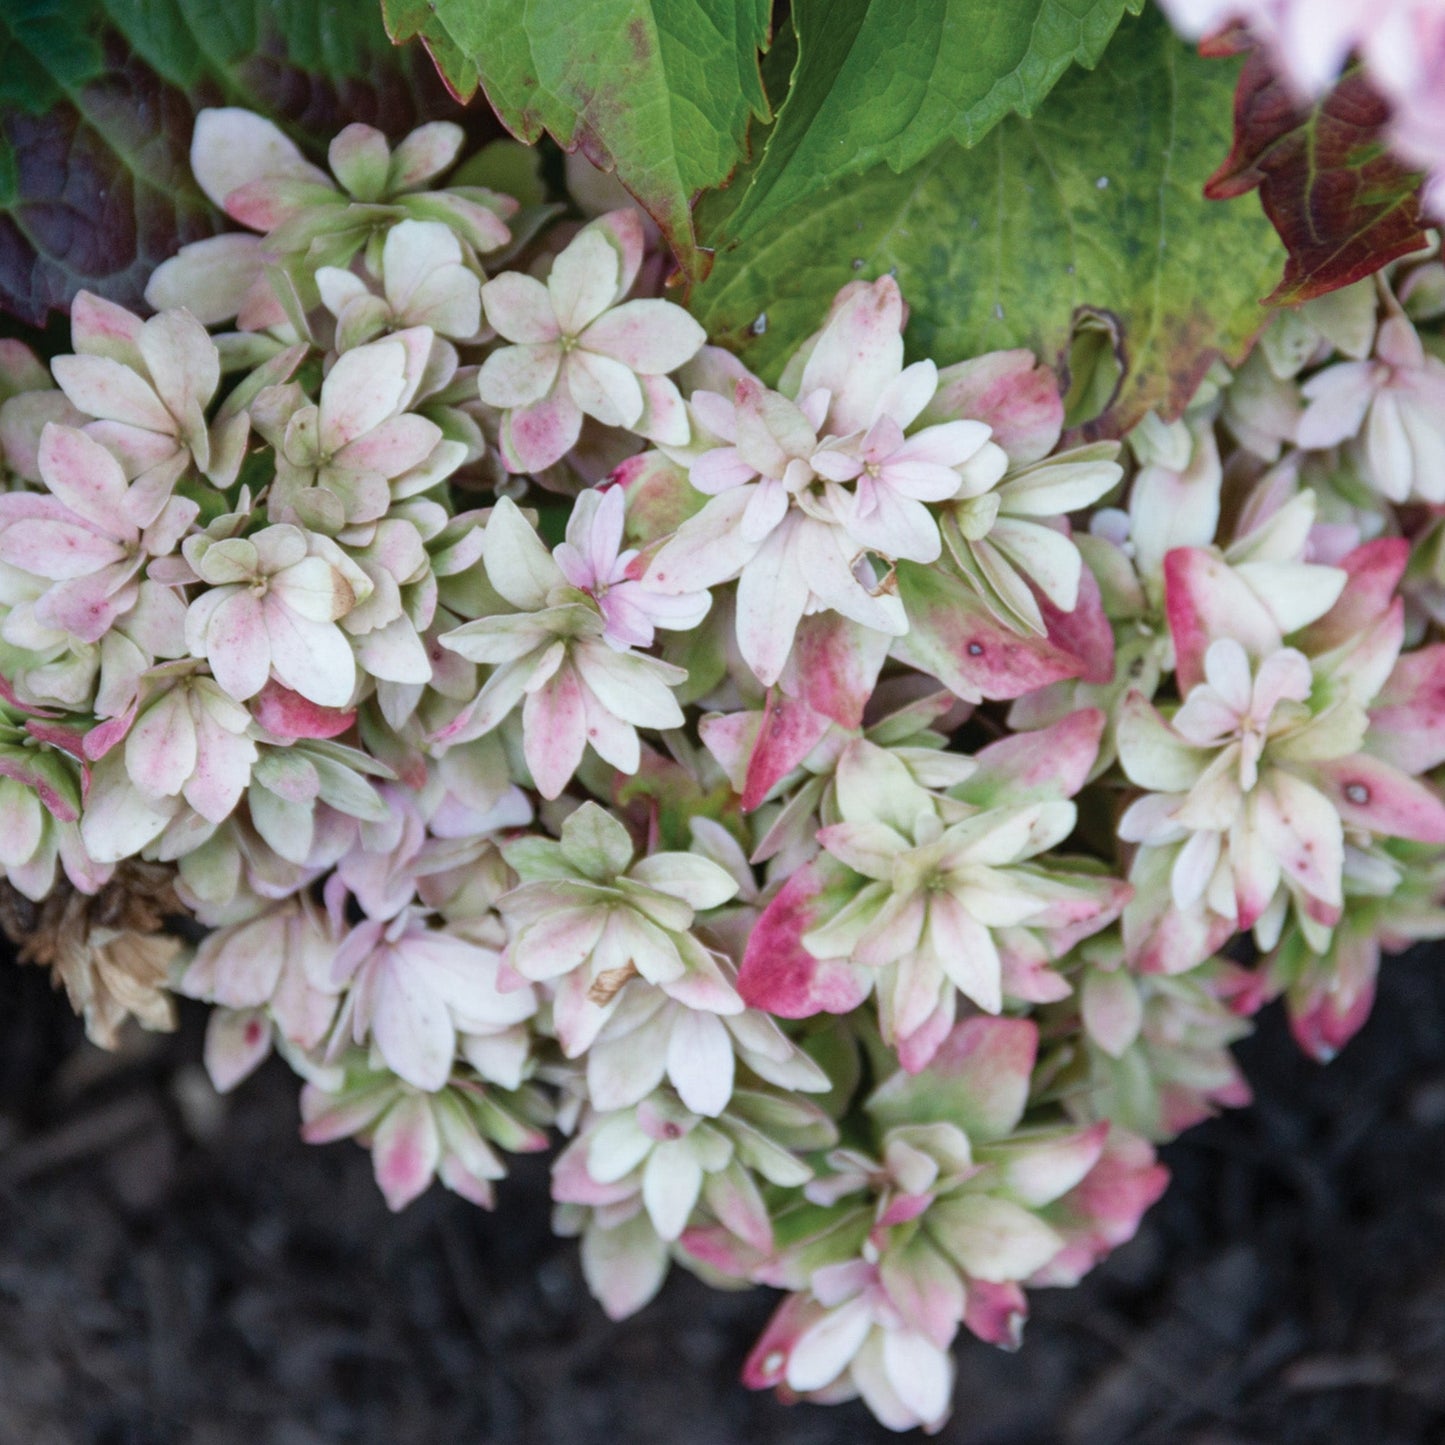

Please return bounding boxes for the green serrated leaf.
[383,0,771,280]
[0,0,468,327]
[723,0,1145,241]
[691,9,1283,436]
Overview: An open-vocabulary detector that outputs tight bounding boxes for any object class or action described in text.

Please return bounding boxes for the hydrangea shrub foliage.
[3,0,1445,1435]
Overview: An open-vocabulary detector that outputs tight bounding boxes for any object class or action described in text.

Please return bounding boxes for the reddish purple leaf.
[1204,46,1428,306]
[0,7,482,327]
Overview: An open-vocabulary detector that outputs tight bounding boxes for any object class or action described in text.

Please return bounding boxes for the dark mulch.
[1,944,1443,1445]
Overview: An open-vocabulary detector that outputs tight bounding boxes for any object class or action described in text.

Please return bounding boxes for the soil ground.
[1,944,1442,1445]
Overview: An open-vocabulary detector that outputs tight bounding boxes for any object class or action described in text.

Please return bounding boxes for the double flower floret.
[1118,620,1445,949]
[438,495,706,798]
[498,801,741,1055]
[476,210,708,472]
[49,294,248,491]
[182,523,372,710]
[742,1016,1160,1434]
[148,108,516,328]
[1119,639,1344,924]
[740,713,1117,1067]
[646,277,998,686]
[0,423,198,646]
[803,742,1080,1030]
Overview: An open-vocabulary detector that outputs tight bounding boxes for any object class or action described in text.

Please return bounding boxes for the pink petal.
[548,227,621,334]
[844,489,942,564]
[334,413,442,477]
[566,349,644,429]
[572,682,638,774]
[319,341,408,453]
[251,681,356,740]
[479,271,560,344]
[786,1298,873,1392]
[810,445,863,483]
[736,856,873,1017]
[203,1009,273,1093]
[874,359,941,430]
[1313,753,1445,843]
[190,107,331,215]
[1202,636,1253,713]
[742,1295,816,1389]
[499,388,584,473]
[645,486,761,592]
[371,955,457,1092]
[689,388,737,441]
[881,1329,953,1427]
[581,299,705,375]
[739,691,831,812]
[371,1094,442,1211]
[870,1015,1037,1138]
[69,291,144,365]
[735,521,811,686]
[636,373,690,445]
[388,121,465,190]
[1039,563,1115,684]
[894,418,992,471]
[183,722,255,824]
[51,355,173,434]
[580,1212,670,1321]
[35,423,133,537]
[924,350,1063,465]
[799,276,906,436]
[588,209,646,297]
[266,608,357,708]
[1369,643,1445,774]
[0,518,126,579]
[203,590,272,701]
[145,235,267,325]
[780,611,889,729]
[666,1009,735,1117]
[689,446,757,495]
[965,709,1104,804]
[1254,772,1343,908]
[522,662,588,799]
[1251,647,1312,716]
[125,690,197,798]
[1163,548,1282,693]
[477,341,562,409]
[1297,360,1378,449]
[796,516,907,634]
[139,309,218,435]
[1297,536,1409,651]
[961,1279,1028,1348]
[892,562,1083,703]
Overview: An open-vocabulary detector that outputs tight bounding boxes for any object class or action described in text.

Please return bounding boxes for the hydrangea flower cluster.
[4,106,1445,1434]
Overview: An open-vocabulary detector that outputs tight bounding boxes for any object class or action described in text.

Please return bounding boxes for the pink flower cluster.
[3,106,1445,1433]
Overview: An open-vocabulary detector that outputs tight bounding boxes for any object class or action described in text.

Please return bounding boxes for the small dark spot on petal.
[1345,782,1370,805]
[967,641,985,657]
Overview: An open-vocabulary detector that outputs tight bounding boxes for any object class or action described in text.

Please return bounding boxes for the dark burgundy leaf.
[1204,46,1427,306]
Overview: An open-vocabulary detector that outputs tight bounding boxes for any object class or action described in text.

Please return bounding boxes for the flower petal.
[548,227,622,335]
[581,299,705,375]
[566,349,645,429]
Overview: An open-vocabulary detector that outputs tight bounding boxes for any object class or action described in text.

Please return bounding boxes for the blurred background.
[1,944,1442,1445]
